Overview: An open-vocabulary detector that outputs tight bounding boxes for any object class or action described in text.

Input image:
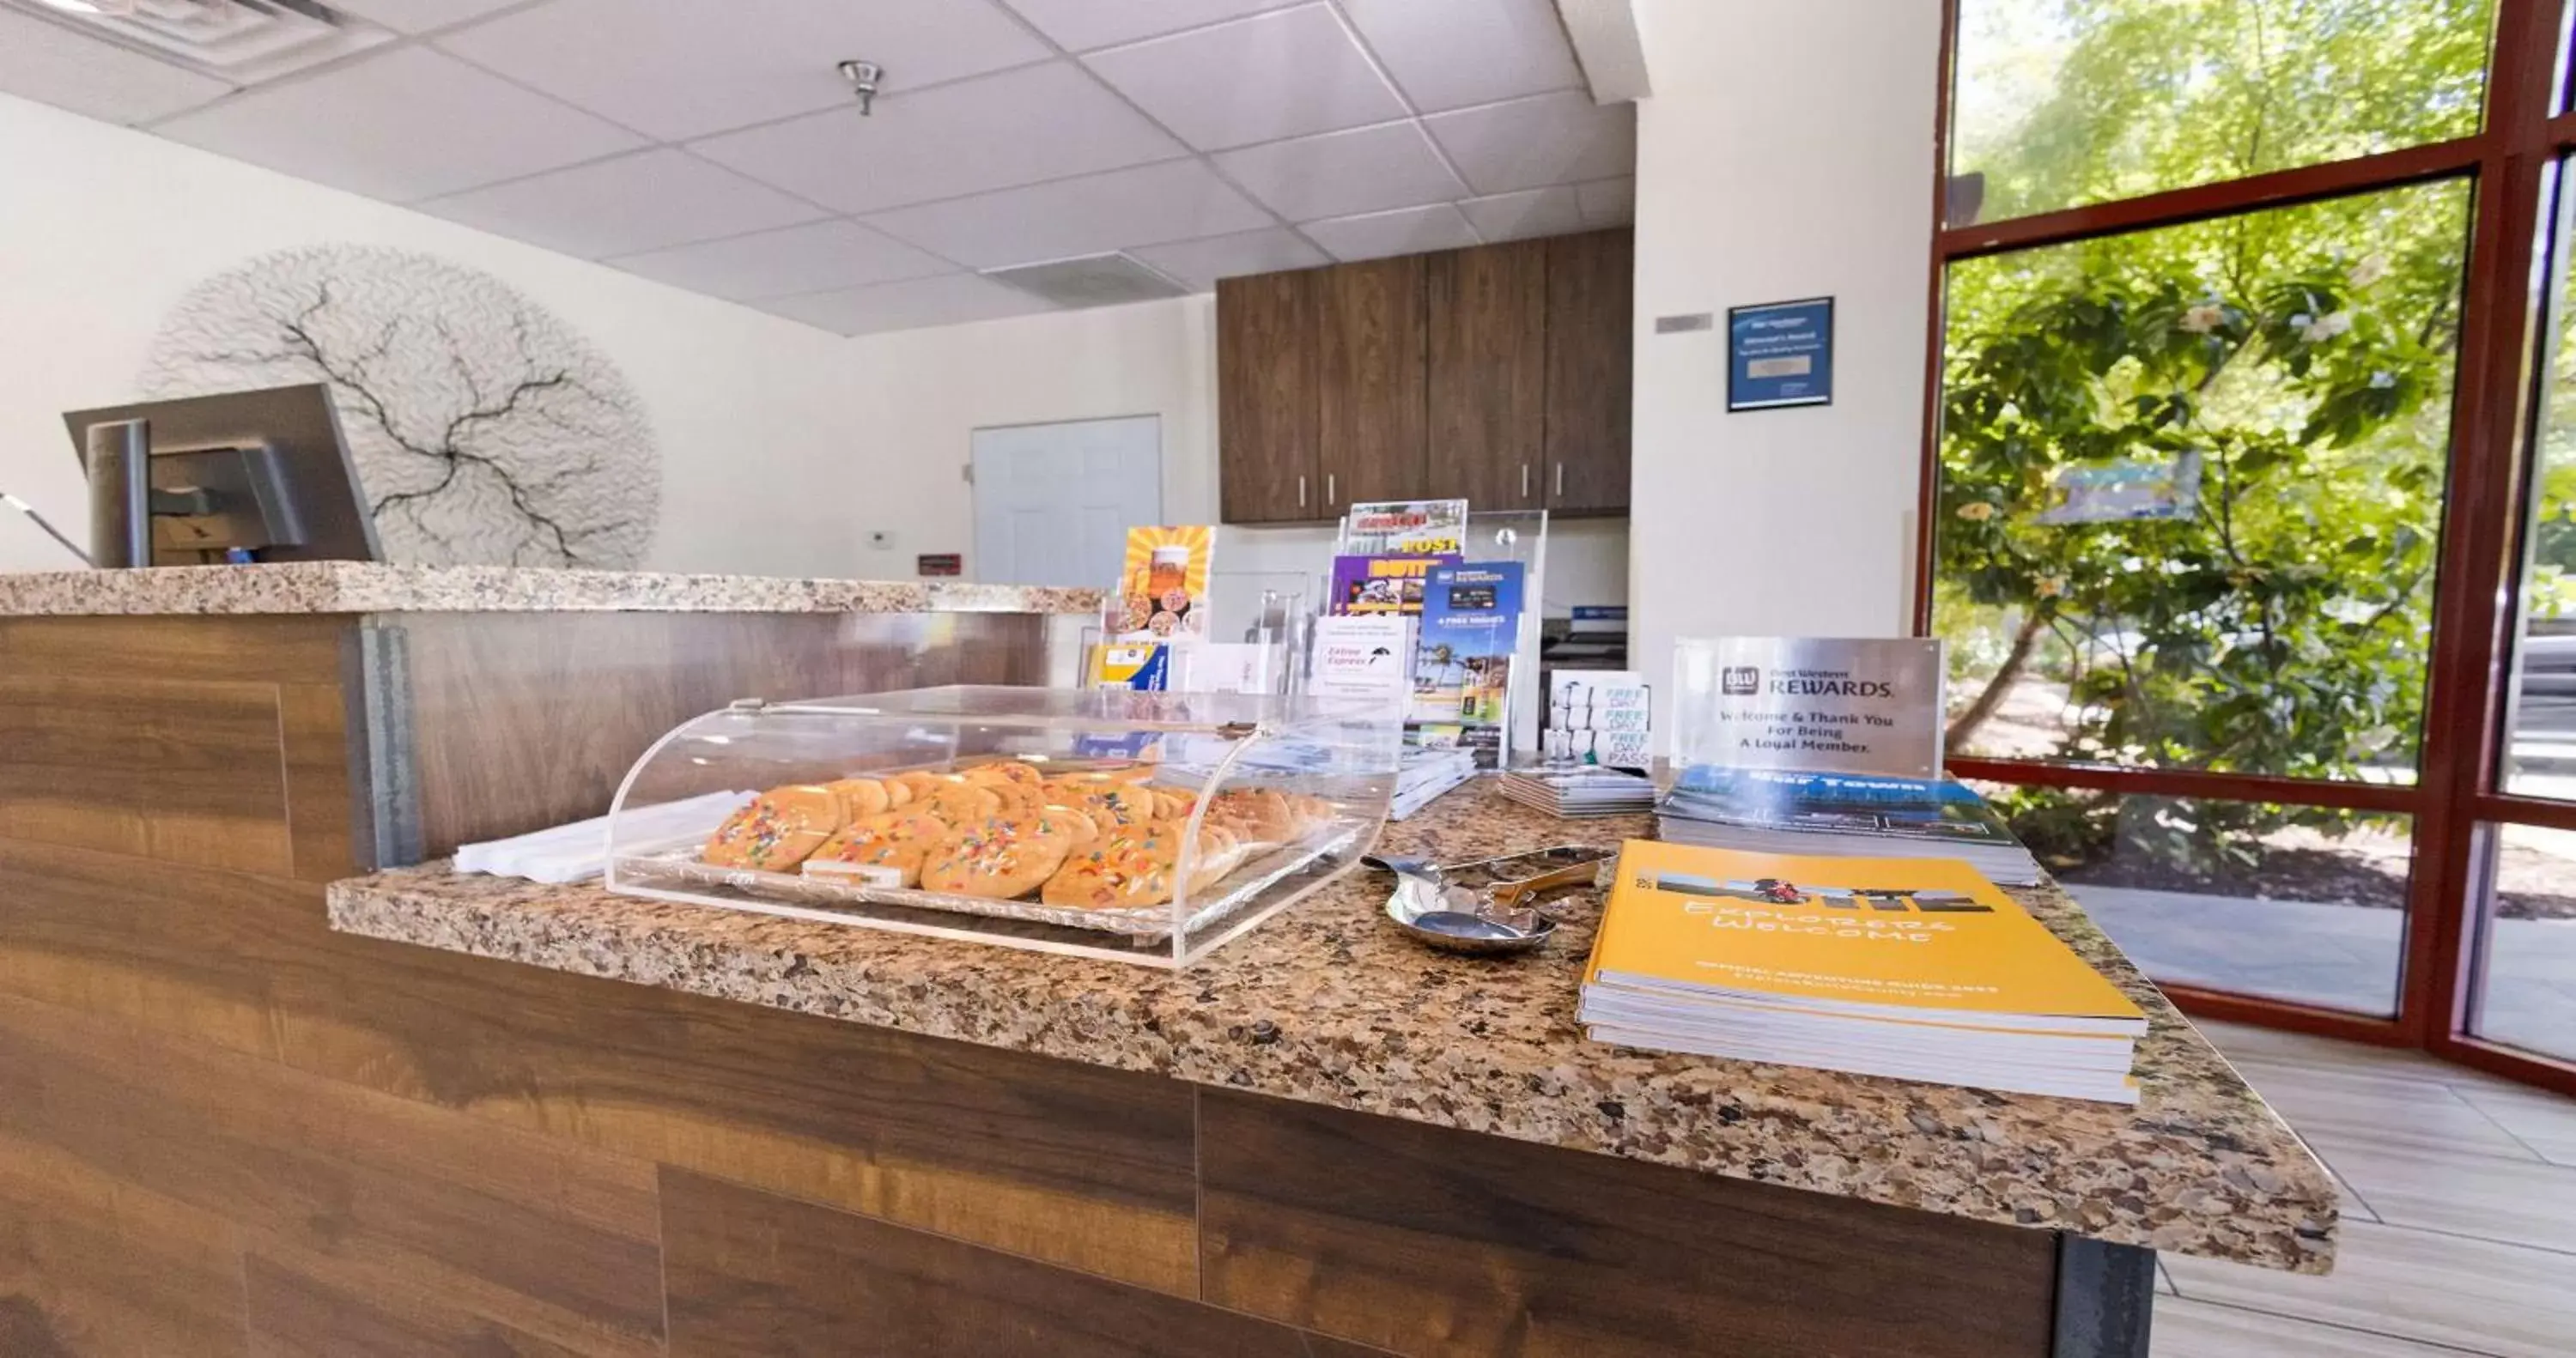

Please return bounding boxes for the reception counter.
[0,567,2333,1357]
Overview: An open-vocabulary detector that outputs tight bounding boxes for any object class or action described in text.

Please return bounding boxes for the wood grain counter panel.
[0,675,292,876]
[0,1126,248,1358]
[0,989,665,1357]
[661,1169,1394,1358]
[241,1248,611,1358]
[0,835,1200,1297]
[0,614,349,682]
[1199,1088,2060,1358]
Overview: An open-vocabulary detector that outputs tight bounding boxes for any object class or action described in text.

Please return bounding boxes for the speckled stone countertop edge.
[325,788,2341,1275]
[0,563,1104,616]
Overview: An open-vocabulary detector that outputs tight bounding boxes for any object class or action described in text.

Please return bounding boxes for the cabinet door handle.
[1297,475,1308,507]
[1553,462,1564,499]
[1520,464,1530,500]
[1326,472,1336,506]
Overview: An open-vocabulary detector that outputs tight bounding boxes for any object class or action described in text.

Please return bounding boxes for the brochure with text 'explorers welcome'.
[1582,840,2143,1102]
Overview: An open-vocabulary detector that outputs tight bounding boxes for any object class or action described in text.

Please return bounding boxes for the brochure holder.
[1450,508,1549,767]
[1308,504,1548,769]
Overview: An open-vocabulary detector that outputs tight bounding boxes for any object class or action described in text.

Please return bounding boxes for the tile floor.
[2159,1020,2576,1358]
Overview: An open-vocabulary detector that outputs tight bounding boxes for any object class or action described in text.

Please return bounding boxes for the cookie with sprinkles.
[920,814,1072,899]
[823,778,891,819]
[805,810,950,887]
[963,759,1044,788]
[700,785,846,872]
[1040,825,1182,909]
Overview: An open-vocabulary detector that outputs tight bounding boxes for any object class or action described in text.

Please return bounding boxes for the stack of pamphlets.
[1544,669,1649,768]
[1498,766,1657,818]
[1580,840,2145,1103]
[1391,745,1479,820]
[1656,765,2041,886]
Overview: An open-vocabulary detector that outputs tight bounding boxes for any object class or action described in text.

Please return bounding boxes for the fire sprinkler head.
[837,59,884,115]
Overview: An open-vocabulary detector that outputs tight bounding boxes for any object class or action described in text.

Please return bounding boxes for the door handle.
[1553,463,1564,499]
[1520,464,1529,500]
[1326,472,1336,506]
[1297,475,1308,508]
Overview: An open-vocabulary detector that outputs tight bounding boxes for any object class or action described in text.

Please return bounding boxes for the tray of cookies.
[601,685,1401,966]
[611,759,1358,941]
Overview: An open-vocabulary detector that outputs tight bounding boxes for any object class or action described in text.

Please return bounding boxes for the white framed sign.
[1673,636,1945,778]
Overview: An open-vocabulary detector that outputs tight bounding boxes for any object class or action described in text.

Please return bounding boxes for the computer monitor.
[60,383,381,567]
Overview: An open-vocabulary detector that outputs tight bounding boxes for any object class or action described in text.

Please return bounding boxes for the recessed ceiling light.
[35,0,110,12]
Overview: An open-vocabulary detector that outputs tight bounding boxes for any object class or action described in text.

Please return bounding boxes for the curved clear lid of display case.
[603,685,1401,967]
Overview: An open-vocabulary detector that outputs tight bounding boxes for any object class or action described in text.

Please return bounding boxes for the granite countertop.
[326,784,2338,1274]
[0,562,1103,616]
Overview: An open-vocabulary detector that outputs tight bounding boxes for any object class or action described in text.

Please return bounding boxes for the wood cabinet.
[1217,227,1631,523]
[1426,238,1547,511]
[1544,227,1635,514]
[1215,269,1320,524]
[1314,255,1428,512]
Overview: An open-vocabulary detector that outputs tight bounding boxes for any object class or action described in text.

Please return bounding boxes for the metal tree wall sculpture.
[140,245,659,568]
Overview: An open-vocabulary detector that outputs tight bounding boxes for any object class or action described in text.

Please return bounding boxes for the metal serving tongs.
[1370,846,1616,955]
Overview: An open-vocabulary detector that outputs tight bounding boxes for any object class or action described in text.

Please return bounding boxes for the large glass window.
[1936,181,2473,779]
[1929,0,2576,1089]
[2503,160,2576,799]
[1976,785,2410,1015]
[2471,822,2576,1060]
[1948,0,2498,223]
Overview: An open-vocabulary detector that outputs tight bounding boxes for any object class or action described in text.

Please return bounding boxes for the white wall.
[1626,1,1939,725]
[826,295,1218,578]
[0,91,872,577]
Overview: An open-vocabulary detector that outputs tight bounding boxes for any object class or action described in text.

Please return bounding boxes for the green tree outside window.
[1937,0,2494,876]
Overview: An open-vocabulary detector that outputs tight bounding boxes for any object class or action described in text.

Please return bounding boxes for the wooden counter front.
[0,606,2209,1356]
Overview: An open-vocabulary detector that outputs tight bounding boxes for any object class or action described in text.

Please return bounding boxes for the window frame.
[1913,0,2576,1095]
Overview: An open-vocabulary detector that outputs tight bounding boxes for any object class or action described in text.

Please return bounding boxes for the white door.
[970,415,1162,586]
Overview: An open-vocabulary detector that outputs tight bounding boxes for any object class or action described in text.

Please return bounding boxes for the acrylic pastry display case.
[604,685,1401,967]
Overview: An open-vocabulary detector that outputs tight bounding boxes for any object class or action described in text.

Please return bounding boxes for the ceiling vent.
[982,254,1191,310]
[10,0,392,85]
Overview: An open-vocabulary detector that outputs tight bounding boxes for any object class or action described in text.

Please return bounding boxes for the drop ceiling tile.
[1338,0,1582,112]
[1129,227,1327,289]
[1424,89,1634,195]
[1577,175,1635,225]
[327,0,526,35]
[1457,186,1586,243]
[1299,203,1479,262]
[755,272,1059,336]
[610,220,954,300]
[436,0,1050,141]
[155,47,644,203]
[0,9,232,125]
[999,0,1302,52]
[419,149,828,259]
[691,61,1182,215]
[862,159,1272,270]
[1212,120,1467,222]
[1082,4,1406,150]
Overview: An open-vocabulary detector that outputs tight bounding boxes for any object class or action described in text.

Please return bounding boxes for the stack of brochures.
[1656,766,2041,886]
[1391,745,1479,820]
[1581,840,2145,1103]
[1498,766,1657,818]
